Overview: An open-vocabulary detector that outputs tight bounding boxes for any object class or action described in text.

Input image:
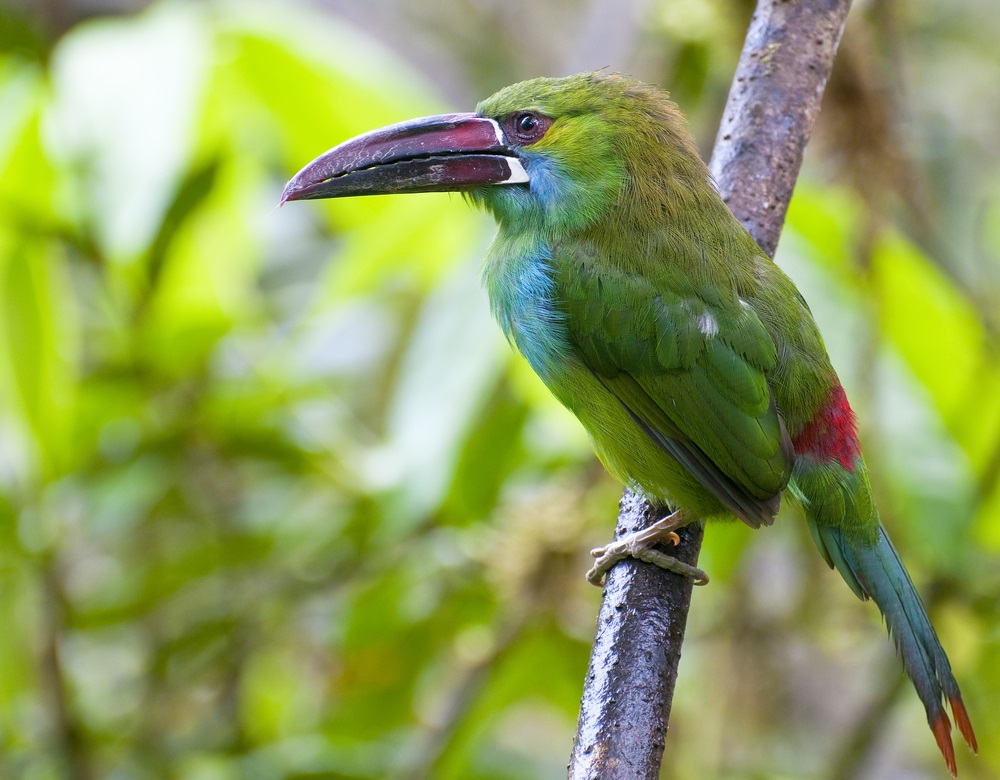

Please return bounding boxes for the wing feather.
[558,255,792,527]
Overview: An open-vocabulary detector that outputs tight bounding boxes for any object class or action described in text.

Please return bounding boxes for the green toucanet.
[282,72,977,773]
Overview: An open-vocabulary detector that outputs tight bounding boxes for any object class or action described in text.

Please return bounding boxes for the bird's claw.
[586,528,708,587]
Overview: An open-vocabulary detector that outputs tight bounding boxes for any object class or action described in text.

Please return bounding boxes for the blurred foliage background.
[0,0,997,778]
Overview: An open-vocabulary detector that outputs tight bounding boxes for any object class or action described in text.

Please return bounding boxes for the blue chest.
[482,235,572,382]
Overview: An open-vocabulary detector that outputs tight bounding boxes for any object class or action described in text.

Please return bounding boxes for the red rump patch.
[792,384,861,470]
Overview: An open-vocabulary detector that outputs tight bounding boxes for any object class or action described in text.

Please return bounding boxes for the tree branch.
[568,1,853,777]
[710,0,855,255]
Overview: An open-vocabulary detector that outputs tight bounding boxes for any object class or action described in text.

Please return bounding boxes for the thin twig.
[40,560,93,780]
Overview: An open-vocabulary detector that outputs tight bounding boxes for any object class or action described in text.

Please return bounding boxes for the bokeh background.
[1,0,998,778]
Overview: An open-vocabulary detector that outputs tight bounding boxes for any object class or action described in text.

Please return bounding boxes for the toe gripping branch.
[586,510,709,587]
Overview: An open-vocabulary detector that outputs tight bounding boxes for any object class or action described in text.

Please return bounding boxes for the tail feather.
[952,695,979,754]
[810,522,977,775]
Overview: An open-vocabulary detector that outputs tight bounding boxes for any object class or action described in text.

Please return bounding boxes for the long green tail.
[809,522,977,775]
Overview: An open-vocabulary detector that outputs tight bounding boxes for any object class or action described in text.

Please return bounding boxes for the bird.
[282,71,977,774]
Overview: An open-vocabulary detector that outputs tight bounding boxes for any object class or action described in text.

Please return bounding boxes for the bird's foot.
[586,510,709,587]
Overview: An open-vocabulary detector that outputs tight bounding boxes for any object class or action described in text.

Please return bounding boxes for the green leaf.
[0,231,78,479]
[870,231,1000,469]
[47,3,210,259]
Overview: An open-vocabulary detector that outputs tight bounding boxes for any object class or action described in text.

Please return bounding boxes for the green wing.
[559,255,793,527]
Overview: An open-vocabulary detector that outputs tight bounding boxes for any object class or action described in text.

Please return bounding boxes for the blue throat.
[482,230,571,383]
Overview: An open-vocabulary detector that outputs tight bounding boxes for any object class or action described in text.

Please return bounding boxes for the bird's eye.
[517,113,539,134]
[503,111,552,145]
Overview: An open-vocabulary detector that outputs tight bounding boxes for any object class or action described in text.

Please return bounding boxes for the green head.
[471,72,707,235]
[282,72,711,239]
